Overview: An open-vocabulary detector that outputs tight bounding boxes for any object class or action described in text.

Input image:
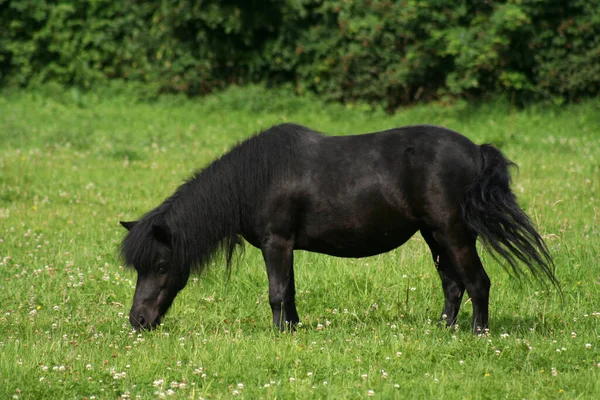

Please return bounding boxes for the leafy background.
[1,0,599,109]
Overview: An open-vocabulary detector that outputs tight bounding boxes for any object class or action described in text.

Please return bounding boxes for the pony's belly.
[295,227,418,258]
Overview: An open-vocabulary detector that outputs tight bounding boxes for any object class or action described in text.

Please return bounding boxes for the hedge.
[1,0,599,108]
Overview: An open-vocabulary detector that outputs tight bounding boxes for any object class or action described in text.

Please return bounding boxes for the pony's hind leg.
[429,227,491,334]
[421,228,465,327]
[261,233,300,331]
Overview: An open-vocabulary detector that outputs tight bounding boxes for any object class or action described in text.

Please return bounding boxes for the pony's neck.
[161,126,300,271]
[164,156,246,271]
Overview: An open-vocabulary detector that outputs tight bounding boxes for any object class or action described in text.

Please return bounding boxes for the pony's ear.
[120,221,139,231]
[152,223,173,247]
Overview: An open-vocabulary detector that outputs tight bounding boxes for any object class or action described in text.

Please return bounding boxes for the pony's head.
[120,220,190,330]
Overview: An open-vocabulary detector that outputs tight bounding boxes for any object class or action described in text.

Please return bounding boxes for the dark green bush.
[1,0,598,108]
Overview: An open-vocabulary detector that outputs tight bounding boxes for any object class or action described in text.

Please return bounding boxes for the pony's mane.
[121,123,310,274]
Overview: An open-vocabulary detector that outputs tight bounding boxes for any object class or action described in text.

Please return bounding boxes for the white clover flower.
[153,379,164,387]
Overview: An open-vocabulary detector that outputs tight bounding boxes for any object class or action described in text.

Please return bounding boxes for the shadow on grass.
[395,309,558,337]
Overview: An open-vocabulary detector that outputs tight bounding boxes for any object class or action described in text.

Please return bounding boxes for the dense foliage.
[1,0,599,108]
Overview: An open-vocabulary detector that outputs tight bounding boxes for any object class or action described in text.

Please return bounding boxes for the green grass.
[1,85,599,399]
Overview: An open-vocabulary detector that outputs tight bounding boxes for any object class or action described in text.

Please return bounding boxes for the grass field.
[1,86,599,399]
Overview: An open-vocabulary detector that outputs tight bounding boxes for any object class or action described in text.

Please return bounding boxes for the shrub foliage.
[1,0,598,107]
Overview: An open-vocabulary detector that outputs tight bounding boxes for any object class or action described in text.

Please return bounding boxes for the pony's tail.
[461,144,560,291]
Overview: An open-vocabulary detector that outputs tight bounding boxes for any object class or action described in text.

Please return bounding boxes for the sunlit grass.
[1,86,599,398]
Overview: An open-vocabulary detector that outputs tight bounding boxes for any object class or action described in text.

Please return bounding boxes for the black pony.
[120,123,558,333]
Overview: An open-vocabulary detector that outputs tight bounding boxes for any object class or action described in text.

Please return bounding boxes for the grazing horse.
[120,123,558,333]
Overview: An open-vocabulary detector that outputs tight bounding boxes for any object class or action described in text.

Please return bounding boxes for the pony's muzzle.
[129,308,161,330]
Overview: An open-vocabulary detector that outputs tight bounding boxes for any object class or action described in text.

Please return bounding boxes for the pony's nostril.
[130,312,146,329]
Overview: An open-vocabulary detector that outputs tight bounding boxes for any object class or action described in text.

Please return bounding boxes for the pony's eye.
[157,264,167,274]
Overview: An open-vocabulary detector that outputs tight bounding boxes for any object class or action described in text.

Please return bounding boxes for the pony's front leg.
[261,234,299,331]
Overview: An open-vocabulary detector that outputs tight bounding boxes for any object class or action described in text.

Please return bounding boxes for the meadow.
[1,86,599,399]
